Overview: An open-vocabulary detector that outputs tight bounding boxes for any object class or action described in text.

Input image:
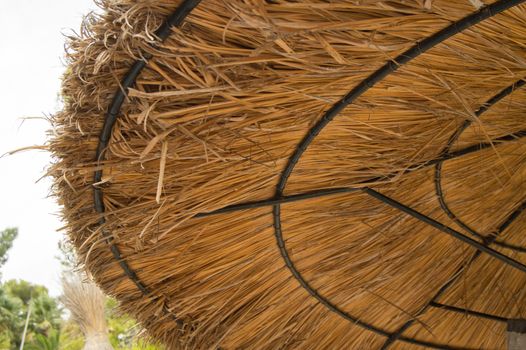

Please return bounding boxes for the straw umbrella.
[49,0,526,348]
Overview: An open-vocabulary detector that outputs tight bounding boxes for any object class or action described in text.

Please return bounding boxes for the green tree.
[105,298,164,350]
[0,280,62,349]
[26,330,60,350]
[57,289,164,350]
[0,228,18,280]
[58,321,83,350]
[0,227,20,348]
[57,239,77,270]
[0,285,22,347]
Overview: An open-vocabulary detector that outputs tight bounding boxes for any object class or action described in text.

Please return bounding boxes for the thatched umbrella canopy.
[49,0,526,348]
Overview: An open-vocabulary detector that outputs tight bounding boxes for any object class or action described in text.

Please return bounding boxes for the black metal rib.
[270,1,526,348]
[444,130,526,158]
[93,0,202,324]
[274,0,525,196]
[363,188,526,273]
[245,191,526,349]
[435,79,526,252]
[195,187,360,218]
[379,260,477,350]
[89,0,526,348]
[274,201,473,350]
[380,199,526,349]
[430,302,508,323]
[195,129,526,218]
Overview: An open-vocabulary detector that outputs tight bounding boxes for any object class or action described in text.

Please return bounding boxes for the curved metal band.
[91,0,526,347]
[362,188,526,273]
[430,302,508,323]
[274,0,525,195]
[194,130,526,218]
[272,1,526,349]
[381,197,526,349]
[435,79,526,252]
[93,0,202,324]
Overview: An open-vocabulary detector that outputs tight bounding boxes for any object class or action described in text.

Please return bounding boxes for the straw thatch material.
[61,274,114,350]
[49,0,526,349]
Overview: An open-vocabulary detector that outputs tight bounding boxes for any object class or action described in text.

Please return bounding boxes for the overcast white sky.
[0,0,97,296]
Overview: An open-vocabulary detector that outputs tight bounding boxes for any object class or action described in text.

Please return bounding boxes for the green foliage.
[0,230,163,350]
[5,280,44,305]
[105,298,164,350]
[0,280,62,350]
[0,228,18,279]
[58,321,83,350]
[0,332,10,349]
[0,285,22,346]
[26,330,60,350]
[0,281,164,350]
[56,240,77,270]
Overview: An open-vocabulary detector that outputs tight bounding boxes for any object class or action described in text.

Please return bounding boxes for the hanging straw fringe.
[61,273,114,350]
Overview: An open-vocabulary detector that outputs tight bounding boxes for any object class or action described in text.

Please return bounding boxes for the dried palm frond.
[61,273,113,350]
[49,0,526,349]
